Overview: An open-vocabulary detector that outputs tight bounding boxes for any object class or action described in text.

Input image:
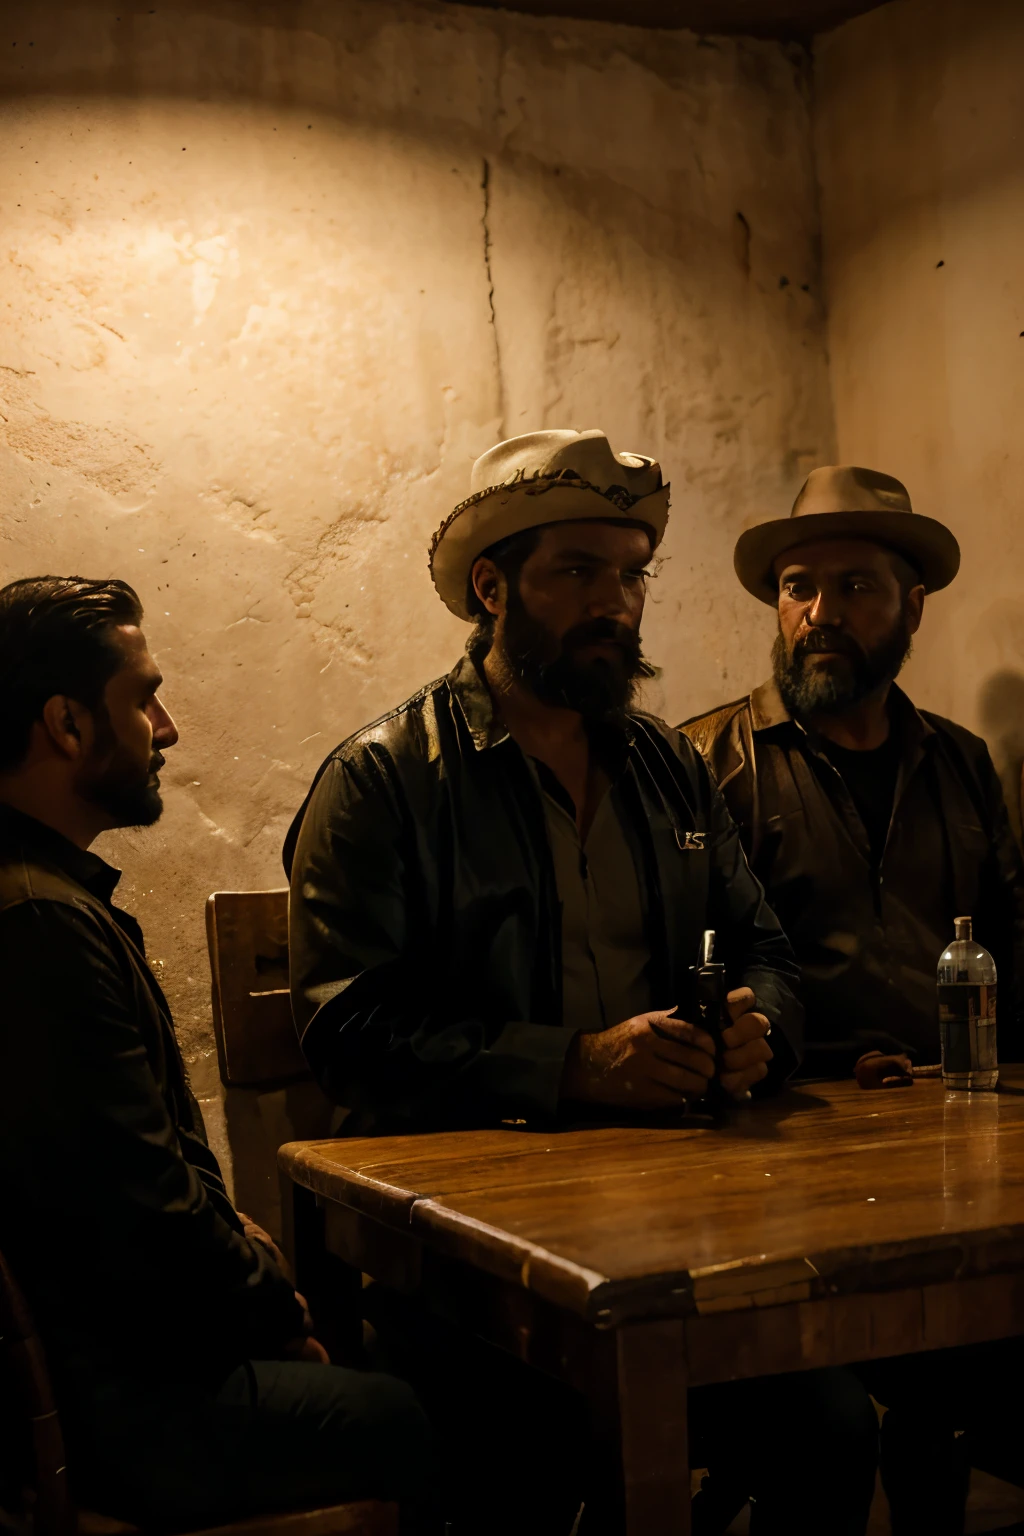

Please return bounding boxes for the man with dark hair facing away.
[680,466,1024,1535]
[0,577,434,1530]
[286,430,879,1536]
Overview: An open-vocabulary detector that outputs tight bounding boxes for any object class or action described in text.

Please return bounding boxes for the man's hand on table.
[855,1050,914,1089]
[561,1008,715,1108]
[721,987,774,1098]
[560,994,774,1109]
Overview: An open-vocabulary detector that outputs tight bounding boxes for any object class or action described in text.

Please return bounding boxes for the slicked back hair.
[0,576,143,773]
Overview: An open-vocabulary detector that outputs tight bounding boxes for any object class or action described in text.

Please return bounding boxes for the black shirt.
[820,732,902,868]
[0,805,303,1391]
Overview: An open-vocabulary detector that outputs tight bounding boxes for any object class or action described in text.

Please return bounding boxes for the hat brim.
[430,482,670,620]
[734,511,961,605]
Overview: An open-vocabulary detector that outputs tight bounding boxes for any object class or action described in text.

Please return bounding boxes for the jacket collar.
[748,676,936,750]
[448,651,511,752]
[0,803,122,905]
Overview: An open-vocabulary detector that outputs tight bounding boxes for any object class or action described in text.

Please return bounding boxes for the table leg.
[280,1177,363,1365]
[587,1319,691,1535]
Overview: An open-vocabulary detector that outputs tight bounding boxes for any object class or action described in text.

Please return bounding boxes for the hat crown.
[733,460,960,605]
[792,464,913,519]
[470,428,662,500]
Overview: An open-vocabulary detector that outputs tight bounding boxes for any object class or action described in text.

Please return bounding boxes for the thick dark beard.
[502,585,653,724]
[772,614,913,720]
[78,713,165,827]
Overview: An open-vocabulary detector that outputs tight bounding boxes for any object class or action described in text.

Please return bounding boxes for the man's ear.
[40,695,89,760]
[905,584,926,636]
[470,556,504,617]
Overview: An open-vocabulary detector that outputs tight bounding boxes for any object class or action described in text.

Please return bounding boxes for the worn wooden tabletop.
[280,1069,1024,1328]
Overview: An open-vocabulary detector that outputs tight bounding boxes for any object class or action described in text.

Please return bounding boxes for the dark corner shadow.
[978,668,1024,835]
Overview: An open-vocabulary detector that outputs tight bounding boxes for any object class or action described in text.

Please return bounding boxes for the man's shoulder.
[677,695,752,758]
[0,846,96,919]
[0,858,116,986]
[626,710,712,788]
[918,708,991,758]
[327,673,450,770]
[917,707,1000,791]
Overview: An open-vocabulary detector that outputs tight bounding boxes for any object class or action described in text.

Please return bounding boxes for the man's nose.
[806,587,844,628]
[584,572,633,621]
[151,698,179,750]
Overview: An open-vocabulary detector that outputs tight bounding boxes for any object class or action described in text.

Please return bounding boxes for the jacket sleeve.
[0,900,304,1365]
[288,754,575,1128]
[703,768,804,1090]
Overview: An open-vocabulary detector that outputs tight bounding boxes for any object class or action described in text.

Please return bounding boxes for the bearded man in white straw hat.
[682,465,1024,1536]
[284,431,880,1536]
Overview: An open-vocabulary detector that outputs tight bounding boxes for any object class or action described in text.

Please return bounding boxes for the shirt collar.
[748,676,936,751]
[0,803,123,905]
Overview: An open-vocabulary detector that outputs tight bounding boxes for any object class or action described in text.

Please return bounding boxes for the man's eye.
[625,569,651,583]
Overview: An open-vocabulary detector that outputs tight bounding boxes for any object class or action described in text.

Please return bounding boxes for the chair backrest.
[206,890,310,1088]
[0,1246,73,1536]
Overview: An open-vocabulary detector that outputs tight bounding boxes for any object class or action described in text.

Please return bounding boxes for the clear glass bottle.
[937,915,998,1091]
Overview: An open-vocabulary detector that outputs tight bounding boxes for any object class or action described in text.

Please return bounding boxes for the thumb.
[726,986,756,1023]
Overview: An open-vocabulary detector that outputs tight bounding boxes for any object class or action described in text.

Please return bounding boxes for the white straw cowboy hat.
[429,428,670,620]
[734,464,961,605]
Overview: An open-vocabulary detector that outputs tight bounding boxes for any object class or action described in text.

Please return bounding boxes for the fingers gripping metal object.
[692,929,730,1114]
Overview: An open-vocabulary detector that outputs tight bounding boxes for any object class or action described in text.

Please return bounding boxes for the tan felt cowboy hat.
[734,464,961,605]
[429,429,670,620]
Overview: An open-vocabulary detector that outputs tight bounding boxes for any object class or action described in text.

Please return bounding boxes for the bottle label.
[937,983,997,1074]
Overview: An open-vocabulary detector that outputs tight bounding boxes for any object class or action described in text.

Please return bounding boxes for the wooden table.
[279,1073,1024,1534]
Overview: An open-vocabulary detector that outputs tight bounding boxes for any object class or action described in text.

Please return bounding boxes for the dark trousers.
[367,1292,878,1536]
[863,1338,1024,1536]
[690,1368,878,1536]
[66,1358,436,1530]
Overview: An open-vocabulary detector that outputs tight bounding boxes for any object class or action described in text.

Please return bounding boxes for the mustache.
[560,618,642,659]
[149,752,166,775]
[793,627,864,662]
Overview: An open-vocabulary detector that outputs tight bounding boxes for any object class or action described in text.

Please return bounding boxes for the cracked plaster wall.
[0,0,834,1199]
[816,0,1024,822]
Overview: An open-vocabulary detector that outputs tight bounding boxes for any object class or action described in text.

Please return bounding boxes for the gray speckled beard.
[772,616,912,720]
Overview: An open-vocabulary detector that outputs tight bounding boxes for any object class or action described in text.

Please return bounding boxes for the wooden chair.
[205,890,308,1088]
[204,890,348,1348]
[0,1244,397,1536]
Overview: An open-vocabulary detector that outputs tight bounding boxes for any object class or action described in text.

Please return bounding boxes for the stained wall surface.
[815,0,1024,812]
[0,0,834,1192]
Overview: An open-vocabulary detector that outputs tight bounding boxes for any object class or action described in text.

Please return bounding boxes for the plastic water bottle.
[937,915,998,1091]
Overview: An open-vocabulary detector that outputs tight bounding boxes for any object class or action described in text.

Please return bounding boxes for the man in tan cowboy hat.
[284,432,879,1535]
[682,464,1024,1535]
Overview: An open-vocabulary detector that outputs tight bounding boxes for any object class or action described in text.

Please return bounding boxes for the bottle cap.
[954,915,973,941]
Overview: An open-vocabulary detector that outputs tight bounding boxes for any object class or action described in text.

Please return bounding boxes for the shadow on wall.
[977,669,1024,841]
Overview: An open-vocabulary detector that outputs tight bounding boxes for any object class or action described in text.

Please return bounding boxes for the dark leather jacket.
[682,680,1024,1075]
[284,654,803,1132]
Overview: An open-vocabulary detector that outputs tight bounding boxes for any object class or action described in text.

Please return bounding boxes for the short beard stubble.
[77,707,165,828]
[772,613,913,721]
